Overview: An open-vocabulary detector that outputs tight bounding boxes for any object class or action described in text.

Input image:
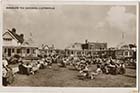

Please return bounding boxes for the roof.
[65,42,82,50]
[3,45,38,48]
[7,30,24,44]
[121,44,136,49]
[88,42,107,44]
[22,38,38,48]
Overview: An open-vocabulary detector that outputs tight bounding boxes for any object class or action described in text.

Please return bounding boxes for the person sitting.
[18,62,25,74]
[2,57,8,67]
[78,62,85,71]
[96,65,102,74]
[31,62,40,74]
[18,57,26,74]
[24,63,32,75]
[79,65,89,78]
[119,62,126,74]
[108,61,117,75]
[104,64,109,74]
[18,62,32,75]
[90,65,102,80]
[39,58,45,69]
[46,56,52,68]
[62,57,67,67]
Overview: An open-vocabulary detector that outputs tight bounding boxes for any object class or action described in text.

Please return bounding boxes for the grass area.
[9,64,136,87]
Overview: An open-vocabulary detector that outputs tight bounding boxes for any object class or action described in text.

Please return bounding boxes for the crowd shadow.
[124,74,136,78]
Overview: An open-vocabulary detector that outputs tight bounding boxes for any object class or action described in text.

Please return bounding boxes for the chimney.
[20,34,24,39]
[85,39,88,44]
[12,28,16,33]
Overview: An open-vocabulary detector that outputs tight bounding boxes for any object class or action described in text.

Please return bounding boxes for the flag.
[30,32,32,37]
[122,32,124,39]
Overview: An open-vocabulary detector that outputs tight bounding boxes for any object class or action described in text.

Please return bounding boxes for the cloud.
[4,5,136,49]
[95,6,136,47]
[106,6,136,33]
[96,6,136,32]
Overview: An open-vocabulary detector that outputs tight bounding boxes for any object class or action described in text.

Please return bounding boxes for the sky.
[3,4,137,49]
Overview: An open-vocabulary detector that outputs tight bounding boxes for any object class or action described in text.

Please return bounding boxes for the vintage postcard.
[0,1,139,93]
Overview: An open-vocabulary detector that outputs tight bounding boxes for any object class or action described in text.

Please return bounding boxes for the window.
[8,48,11,57]
[129,51,133,56]
[17,49,21,53]
[78,51,81,55]
[33,49,35,54]
[117,51,123,55]
[27,49,30,54]
[124,51,128,56]
[3,38,12,41]
[71,51,73,54]
[67,51,70,55]
[4,48,7,53]
[12,49,15,53]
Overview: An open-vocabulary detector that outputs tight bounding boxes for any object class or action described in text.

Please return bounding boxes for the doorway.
[8,48,11,57]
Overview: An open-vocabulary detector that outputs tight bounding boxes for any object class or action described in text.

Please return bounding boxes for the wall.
[3,32,18,46]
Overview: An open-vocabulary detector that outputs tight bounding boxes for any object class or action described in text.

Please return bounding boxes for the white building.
[66,42,82,50]
[115,44,136,59]
[3,28,38,58]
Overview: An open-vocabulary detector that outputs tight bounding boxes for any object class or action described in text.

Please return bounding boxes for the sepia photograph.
[2,3,138,87]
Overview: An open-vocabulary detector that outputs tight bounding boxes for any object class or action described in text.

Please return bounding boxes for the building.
[3,28,24,46]
[115,44,136,59]
[3,28,38,59]
[88,42,107,50]
[81,40,107,50]
[64,40,107,56]
[37,44,56,57]
[66,42,82,50]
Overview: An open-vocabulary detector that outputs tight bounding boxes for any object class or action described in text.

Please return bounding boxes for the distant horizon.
[3,5,137,49]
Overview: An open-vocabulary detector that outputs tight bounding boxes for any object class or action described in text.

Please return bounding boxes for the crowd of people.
[18,56,53,75]
[3,51,136,86]
[55,54,127,79]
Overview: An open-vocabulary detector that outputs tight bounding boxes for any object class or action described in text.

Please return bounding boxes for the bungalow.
[2,28,38,59]
[115,44,136,59]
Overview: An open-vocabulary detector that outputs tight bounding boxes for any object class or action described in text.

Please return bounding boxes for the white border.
[136,1,139,91]
[0,1,139,93]
[0,0,3,89]
[2,1,139,5]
